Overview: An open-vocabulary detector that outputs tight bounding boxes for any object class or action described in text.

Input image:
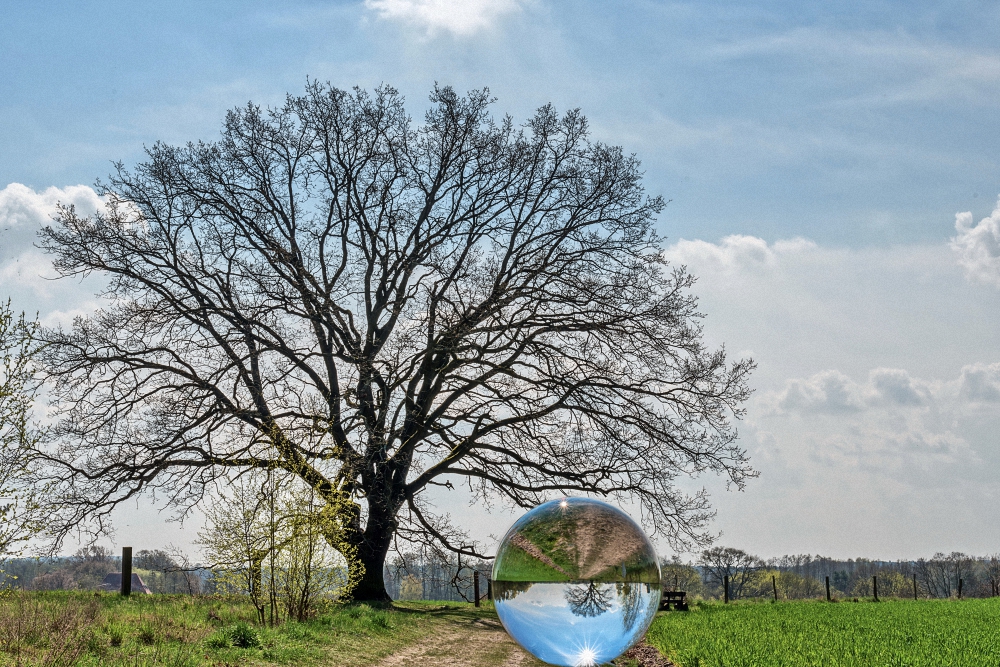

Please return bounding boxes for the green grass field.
[647,598,1000,667]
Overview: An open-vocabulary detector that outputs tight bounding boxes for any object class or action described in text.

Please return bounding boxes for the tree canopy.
[37,82,755,600]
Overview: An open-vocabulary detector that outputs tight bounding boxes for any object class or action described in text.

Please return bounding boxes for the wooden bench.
[660,591,688,611]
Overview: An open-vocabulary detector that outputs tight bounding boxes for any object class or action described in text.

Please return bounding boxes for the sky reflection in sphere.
[492,498,661,666]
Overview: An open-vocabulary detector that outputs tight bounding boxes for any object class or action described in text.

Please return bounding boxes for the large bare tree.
[38,83,754,600]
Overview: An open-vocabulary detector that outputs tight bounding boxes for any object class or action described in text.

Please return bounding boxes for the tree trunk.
[349,508,396,602]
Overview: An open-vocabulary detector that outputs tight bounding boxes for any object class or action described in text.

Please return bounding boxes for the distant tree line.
[661,547,1000,601]
[5,543,1000,602]
[383,546,492,603]
[0,546,205,593]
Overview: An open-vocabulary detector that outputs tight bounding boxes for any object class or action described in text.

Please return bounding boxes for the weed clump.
[204,630,230,649]
[229,621,261,648]
[137,619,157,645]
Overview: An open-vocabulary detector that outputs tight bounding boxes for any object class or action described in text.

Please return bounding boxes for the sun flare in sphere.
[574,646,598,666]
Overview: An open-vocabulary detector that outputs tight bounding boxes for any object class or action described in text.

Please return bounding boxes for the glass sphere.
[492,497,661,667]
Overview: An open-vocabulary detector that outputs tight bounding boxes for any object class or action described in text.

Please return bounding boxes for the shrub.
[229,621,261,649]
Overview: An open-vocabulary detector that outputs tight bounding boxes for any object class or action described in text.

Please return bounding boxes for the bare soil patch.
[373,609,545,667]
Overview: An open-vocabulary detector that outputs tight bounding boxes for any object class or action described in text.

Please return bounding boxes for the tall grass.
[0,593,99,666]
[0,592,466,666]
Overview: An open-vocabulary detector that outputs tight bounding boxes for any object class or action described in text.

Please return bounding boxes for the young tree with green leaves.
[0,301,42,560]
[198,472,355,623]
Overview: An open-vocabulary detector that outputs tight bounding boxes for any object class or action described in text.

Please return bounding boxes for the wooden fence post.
[913,573,917,600]
[474,570,481,607]
[825,576,831,602]
[873,575,878,602]
[121,547,133,597]
[724,575,729,604]
[772,575,778,602]
[487,577,493,602]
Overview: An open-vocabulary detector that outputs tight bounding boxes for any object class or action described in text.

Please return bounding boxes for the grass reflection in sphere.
[492,497,662,667]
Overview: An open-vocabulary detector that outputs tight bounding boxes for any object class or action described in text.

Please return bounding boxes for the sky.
[2,0,1000,563]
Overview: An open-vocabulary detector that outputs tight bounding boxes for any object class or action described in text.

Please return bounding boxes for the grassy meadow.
[647,598,1000,667]
[0,592,489,667]
[4,591,1000,666]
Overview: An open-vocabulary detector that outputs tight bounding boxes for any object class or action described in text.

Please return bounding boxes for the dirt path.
[371,604,674,667]
[374,612,546,667]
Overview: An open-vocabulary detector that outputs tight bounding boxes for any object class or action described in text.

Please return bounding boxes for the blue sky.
[4,0,999,244]
[3,0,1000,561]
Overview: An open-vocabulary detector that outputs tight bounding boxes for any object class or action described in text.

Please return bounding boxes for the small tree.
[986,555,1000,597]
[274,485,352,620]
[198,472,355,624]
[747,569,822,600]
[397,574,423,600]
[660,556,703,597]
[198,476,272,622]
[916,552,974,598]
[698,546,759,600]
[66,545,117,590]
[0,302,43,561]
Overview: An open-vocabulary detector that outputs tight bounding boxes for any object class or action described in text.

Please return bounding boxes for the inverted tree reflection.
[565,581,615,617]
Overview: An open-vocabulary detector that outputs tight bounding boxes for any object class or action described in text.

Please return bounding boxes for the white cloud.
[772,369,865,414]
[0,183,105,309]
[869,367,928,406]
[957,362,1000,403]
[660,234,999,392]
[766,367,940,415]
[662,234,1000,556]
[664,234,816,274]
[363,0,527,36]
[0,250,61,298]
[767,364,1000,417]
[951,197,1000,287]
[0,183,103,263]
[709,361,1000,558]
[39,303,105,329]
[0,183,102,229]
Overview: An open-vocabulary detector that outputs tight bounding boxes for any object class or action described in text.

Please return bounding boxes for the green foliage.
[198,471,361,625]
[850,570,912,598]
[648,598,1000,666]
[742,569,823,600]
[228,621,261,648]
[0,302,43,560]
[661,558,704,598]
[204,630,230,649]
[137,619,157,645]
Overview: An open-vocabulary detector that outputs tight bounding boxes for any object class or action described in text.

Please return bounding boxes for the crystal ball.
[492,497,662,666]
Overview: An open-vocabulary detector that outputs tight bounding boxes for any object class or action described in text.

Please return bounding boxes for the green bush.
[229,621,261,649]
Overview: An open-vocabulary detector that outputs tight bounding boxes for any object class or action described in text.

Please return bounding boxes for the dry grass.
[0,594,100,666]
[0,593,514,667]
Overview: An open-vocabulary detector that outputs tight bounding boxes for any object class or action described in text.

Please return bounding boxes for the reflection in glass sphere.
[492,498,661,667]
